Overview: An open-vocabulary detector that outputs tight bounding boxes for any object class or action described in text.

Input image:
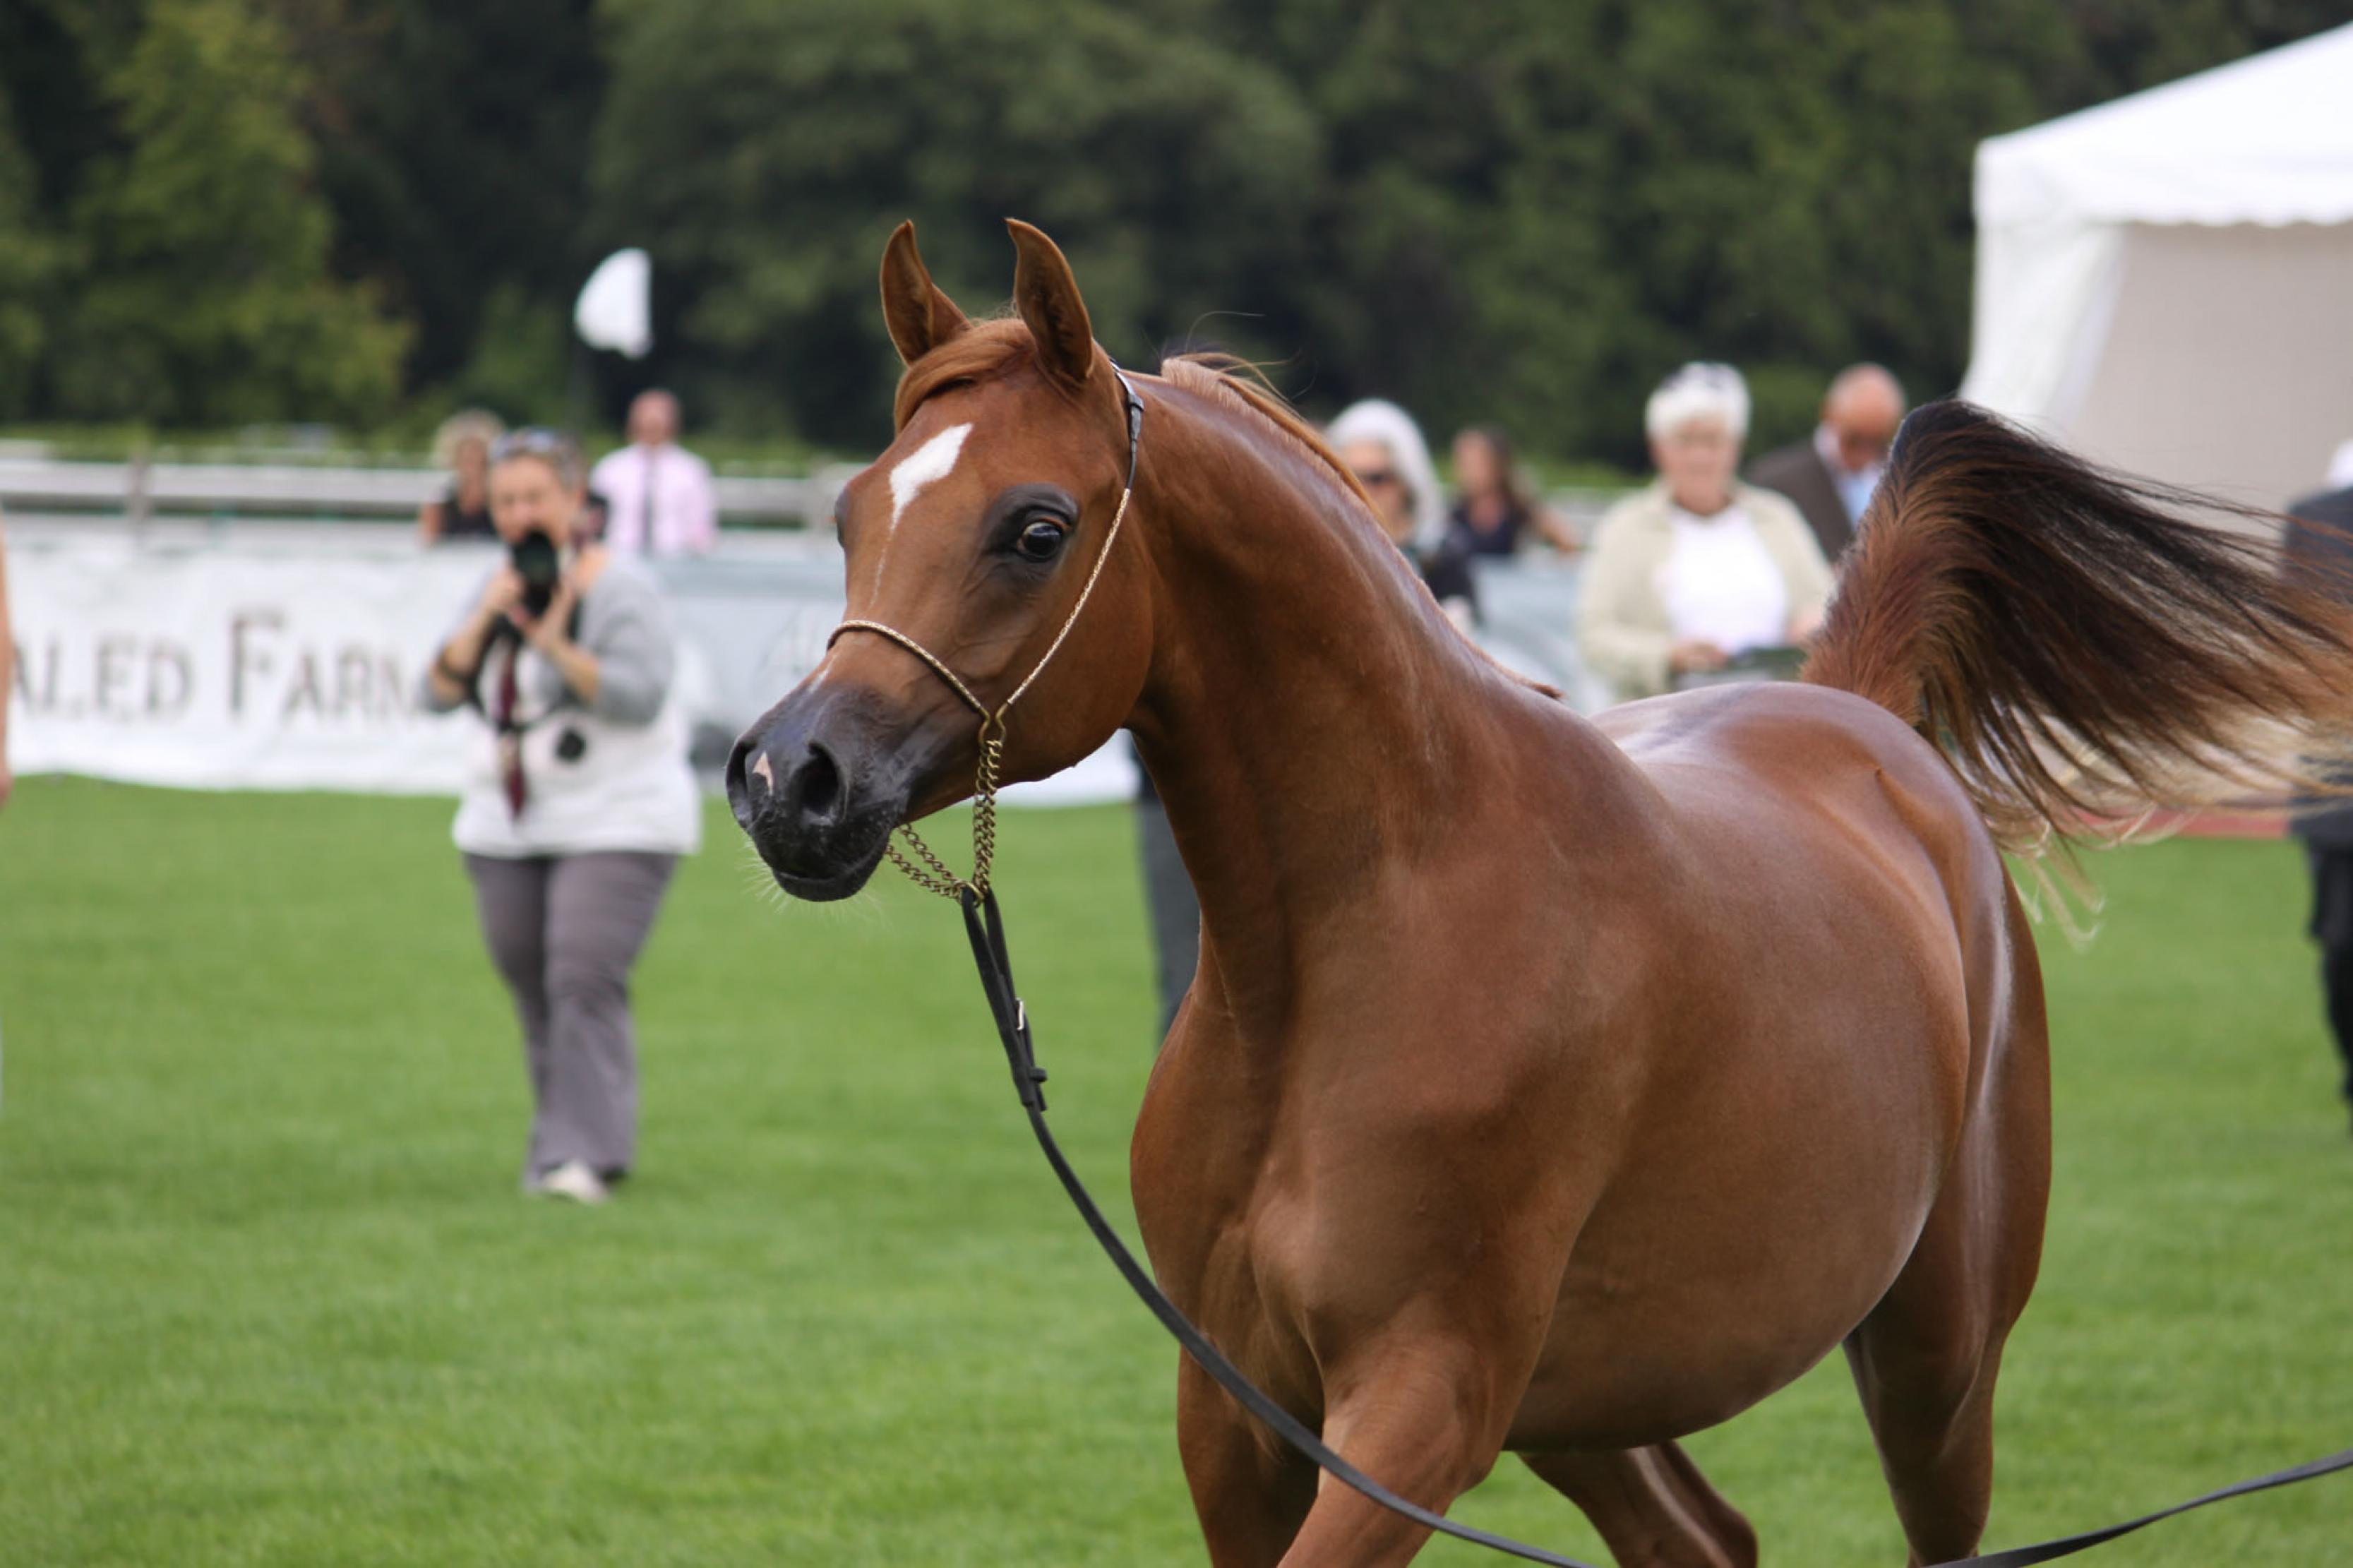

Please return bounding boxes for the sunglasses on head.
[489,428,573,465]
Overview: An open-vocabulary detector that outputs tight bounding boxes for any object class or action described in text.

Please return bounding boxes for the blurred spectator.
[2281,466,2353,1133]
[591,390,717,556]
[417,410,503,546]
[1579,363,1831,702]
[1447,426,1579,556]
[421,428,699,1204]
[1328,399,1479,629]
[1747,364,1907,563]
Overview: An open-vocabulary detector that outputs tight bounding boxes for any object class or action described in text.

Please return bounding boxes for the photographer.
[422,429,699,1204]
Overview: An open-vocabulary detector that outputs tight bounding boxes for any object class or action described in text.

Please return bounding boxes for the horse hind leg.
[1844,1274,2022,1568]
[1848,894,2052,1566]
[1519,1442,1758,1568]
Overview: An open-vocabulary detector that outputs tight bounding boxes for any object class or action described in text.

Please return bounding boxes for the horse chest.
[1137,1053,1567,1401]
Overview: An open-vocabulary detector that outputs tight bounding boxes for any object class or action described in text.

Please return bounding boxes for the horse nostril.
[797,744,843,822]
[724,734,757,828]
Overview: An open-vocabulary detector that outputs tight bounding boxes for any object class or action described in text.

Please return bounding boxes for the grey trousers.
[464,851,677,1179]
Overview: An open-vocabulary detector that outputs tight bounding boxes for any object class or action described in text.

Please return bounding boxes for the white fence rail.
[0,457,848,527]
[1,455,1629,537]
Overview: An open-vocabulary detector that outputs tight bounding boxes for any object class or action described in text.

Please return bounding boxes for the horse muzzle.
[728,686,947,902]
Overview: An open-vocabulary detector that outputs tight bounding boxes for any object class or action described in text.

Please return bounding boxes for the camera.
[509,529,561,617]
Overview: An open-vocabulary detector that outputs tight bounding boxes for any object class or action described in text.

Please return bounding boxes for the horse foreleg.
[1267,1339,1516,1567]
[1519,1444,1758,1568]
[1178,1354,1317,1567]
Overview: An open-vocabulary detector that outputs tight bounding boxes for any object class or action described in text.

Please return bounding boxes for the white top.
[427,561,702,858]
[1657,503,1788,654]
[590,442,718,556]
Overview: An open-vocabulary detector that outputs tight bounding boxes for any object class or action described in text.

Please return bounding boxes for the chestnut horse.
[730,221,2353,1567]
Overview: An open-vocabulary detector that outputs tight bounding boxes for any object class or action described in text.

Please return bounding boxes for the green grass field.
[3,777,2349,1565]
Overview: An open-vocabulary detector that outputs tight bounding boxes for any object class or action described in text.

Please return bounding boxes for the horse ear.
[880,221,971,366]
[1007,219,1094,393]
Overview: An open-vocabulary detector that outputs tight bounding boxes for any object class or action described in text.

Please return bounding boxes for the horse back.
[1595,680,2006,953]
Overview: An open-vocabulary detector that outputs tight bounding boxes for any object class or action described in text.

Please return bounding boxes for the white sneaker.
[534,1160,609,1205]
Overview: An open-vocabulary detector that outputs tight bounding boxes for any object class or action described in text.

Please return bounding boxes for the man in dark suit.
[2283,477,2353,1132]
[1746,364,1906,563]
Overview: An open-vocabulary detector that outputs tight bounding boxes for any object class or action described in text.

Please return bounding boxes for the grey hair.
[1326,398,1447,553]
[1645,362,1750,442]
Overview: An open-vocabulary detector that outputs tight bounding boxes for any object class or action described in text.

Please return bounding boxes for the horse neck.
[1125,386,1525,1032]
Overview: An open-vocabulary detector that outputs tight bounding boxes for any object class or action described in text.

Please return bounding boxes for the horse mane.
[1164,354,1559,698]
[1157,354,1381,517]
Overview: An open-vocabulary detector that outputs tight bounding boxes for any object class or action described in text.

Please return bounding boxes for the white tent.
[1960,23,2353,505]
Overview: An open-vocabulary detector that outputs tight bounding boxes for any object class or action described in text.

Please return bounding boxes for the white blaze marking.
[873,422,973,594]
[748,752,774,793]
[888,424,971,523]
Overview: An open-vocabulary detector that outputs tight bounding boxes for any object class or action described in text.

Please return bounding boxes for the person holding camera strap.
[423,429,699,1204]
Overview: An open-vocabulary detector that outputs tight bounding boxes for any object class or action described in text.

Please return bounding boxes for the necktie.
[495,641,527,816]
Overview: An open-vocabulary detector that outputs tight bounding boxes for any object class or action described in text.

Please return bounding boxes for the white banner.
[6,533,1148,803]
[11,539,486,792]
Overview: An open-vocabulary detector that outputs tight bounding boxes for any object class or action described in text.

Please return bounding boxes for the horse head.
[729,220,1155,899]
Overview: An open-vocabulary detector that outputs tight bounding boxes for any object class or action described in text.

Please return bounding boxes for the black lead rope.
[957,885,2353,1564]
[1924,1447,2353,1567]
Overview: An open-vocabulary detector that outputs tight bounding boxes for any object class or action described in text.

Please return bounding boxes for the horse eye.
[1015,517,1068,563]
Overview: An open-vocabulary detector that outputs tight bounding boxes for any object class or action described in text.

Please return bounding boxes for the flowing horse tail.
[1801,400,2353,856]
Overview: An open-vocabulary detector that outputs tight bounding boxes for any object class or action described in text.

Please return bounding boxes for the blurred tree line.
[1,0,2345,462]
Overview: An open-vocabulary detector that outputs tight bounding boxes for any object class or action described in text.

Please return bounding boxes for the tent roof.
[1977,22,2353,229]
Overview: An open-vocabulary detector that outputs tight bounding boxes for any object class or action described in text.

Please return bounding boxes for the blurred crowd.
[419,390,717,558]
[1315,359,1903,703]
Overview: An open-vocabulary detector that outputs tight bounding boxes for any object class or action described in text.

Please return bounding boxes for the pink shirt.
[590,441,718,556]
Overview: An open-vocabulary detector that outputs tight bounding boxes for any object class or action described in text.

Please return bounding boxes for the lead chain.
[886,715,1005,902]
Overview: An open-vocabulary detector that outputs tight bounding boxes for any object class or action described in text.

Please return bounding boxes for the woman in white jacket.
[1579,364,1832,702]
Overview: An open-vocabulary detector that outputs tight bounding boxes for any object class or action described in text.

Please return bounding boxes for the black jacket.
[2282,484,2353,849]
[1746,440,1855,563]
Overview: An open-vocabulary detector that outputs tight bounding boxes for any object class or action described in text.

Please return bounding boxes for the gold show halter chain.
[826,368,1145,900]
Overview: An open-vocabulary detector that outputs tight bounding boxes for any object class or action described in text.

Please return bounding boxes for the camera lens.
[510,531,560,616]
